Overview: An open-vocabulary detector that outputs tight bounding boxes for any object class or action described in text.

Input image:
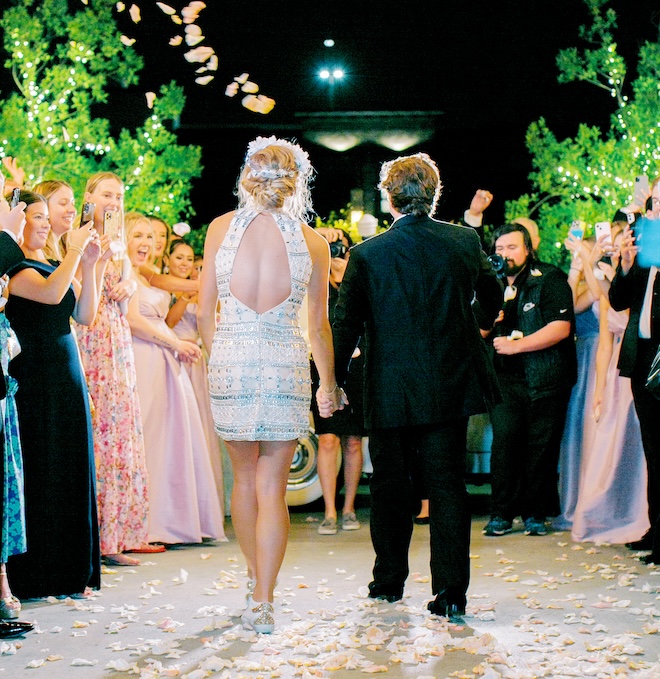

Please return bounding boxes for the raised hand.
[0,202,27,242]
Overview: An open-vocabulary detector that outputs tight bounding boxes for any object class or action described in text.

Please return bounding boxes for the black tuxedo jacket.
[0,231,25,399]
[333,214,503,430]
[609,261,660,377]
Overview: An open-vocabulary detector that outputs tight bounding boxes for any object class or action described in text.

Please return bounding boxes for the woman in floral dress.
[74,172,152,566]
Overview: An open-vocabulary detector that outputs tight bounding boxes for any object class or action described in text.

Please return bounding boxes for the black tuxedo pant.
[630,338,660,554]
[368,418,470,599]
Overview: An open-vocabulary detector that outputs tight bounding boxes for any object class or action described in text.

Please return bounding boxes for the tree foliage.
[505,0,660,269]
[0,0,202,224]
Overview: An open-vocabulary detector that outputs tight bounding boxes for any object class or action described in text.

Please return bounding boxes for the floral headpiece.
[245,136,313,181]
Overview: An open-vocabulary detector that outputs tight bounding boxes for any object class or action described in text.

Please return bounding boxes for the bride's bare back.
[230,212,292,314]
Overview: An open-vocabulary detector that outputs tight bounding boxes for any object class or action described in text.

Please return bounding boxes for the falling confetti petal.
[235,72,249,84]
[225,82,239,97]
[169,35,183,46]
[128,4,141,22]
[120,35,136,46]
[195,75,214,85]
[182,1,206,23]
[145,91,156,109]
[116,2,125,10]
[241,81,259,94]
[156,1,176,14]
[184,46,214,63]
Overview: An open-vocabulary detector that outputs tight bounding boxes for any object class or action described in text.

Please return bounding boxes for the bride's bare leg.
[253,440,297,602]
[226,441,260,583]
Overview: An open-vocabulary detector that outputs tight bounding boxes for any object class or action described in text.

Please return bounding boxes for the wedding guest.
[554,236,600,530]
[148,216,171,275]
[33,180,76,263]
[0,186,27,621]
[126,212,224,545]
[74,172,154,564]
[164,239,226,539]
[572,226,649,543]
[6,191,101,599]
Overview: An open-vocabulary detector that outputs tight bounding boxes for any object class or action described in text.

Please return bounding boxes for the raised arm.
[8,223,93,304]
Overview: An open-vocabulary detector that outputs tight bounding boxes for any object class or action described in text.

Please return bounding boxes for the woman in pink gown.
[571,229,649,543]
[125,213,224,544]
[165,240,226,536]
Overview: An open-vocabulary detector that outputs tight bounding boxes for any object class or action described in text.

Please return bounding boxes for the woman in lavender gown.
[125,212,224,545]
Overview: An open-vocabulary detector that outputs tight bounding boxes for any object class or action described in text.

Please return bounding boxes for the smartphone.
[569,220,585,240]
[9,187,20,209]
[594,221,613,249]
[103,210,122,242]
[81,202,95,228]
[634,175,650,208]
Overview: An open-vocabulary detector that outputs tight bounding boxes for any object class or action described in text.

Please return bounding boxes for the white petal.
[156,2,176,14]
[128,4,141,23]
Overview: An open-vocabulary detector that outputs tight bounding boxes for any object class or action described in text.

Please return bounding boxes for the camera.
[487,253,506,275]
[329,240,347,258]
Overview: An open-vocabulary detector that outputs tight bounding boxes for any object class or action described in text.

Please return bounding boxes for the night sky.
[10,0,660,227]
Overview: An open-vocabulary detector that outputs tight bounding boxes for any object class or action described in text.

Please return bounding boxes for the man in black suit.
[331,153,503,618]
[609,178,660,564]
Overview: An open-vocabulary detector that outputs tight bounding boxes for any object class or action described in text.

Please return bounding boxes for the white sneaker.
[341,512,361,531]
[318,517,337,535]
[242,595,275,634]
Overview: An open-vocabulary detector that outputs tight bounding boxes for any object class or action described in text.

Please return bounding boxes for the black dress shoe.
[427,590,467,619]
[639,553,660,565]
[0,620,34,638]
[626,532,653,550]
[427,597,466,619]
[367,581,403,603]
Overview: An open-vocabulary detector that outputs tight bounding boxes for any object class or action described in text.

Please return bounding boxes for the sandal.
[126,544,166,554]
[102,554,141,567]
[0,595,20,620]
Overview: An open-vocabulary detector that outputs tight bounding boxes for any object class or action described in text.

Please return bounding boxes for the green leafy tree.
[505,0,660,268]
[0,0,202,224]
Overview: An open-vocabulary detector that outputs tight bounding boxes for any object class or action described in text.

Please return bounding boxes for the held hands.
[175,339,202,363]
[315,384,348,418]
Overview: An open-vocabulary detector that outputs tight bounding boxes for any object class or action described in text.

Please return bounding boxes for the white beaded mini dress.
[208,208,313,441]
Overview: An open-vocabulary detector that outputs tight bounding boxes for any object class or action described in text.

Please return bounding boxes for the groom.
[330,152,502,618]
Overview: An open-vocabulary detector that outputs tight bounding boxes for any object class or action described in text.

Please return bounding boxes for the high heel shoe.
[242,595,275,634]
[0,595,20,620]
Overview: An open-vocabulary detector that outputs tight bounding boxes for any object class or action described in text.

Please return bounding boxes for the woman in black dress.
[6,191,104,599]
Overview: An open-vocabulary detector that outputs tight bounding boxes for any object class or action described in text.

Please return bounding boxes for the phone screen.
[10,188,20,209]
[569,220,585,240]
[634,175,650,207]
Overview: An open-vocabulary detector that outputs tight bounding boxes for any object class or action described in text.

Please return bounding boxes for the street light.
[318,66,344,108]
